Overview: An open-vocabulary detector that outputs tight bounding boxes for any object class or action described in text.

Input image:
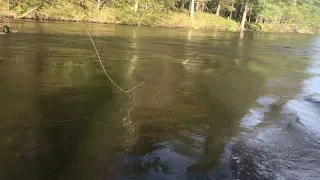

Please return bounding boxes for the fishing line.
[82,24,148,93]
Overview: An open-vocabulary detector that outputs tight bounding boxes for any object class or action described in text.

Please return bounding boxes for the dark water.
[0,20,319,180]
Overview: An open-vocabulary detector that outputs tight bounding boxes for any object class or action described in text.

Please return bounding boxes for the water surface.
[0,20,319,180]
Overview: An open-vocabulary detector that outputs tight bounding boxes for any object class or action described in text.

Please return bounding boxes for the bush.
[245,22,262,31]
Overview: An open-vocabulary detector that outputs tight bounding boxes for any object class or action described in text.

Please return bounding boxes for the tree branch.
[18,5,39,19]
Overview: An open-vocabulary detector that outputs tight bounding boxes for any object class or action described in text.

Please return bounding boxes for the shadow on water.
[33,23,115,179]
[114,30,265,179]
[36,79,114,180]
[0,23,115,180]
[230,35,320,180]
[0,21,318,180]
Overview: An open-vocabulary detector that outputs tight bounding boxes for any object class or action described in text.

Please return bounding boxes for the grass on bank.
[1,0,319,33]
[245,22,320,34]
[155,12,238,31]
[2,1,317,33]
[2,2,238,31]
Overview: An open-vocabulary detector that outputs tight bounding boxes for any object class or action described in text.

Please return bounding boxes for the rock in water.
[0,24,17,34]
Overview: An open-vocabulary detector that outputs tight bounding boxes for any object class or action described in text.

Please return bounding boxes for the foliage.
[155,12,238,30]
[1,0,319,33]
[252,0,320,33]
[114,0,167,25]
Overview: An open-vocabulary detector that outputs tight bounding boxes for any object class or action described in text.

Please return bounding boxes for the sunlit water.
[0,20,319,180]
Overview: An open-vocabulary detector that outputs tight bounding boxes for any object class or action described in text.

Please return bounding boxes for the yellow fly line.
[82,24,148,93]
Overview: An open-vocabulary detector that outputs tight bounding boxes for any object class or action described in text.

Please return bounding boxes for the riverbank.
[1,6,318,34]
[244,22,319,34]
[2,10,239,31]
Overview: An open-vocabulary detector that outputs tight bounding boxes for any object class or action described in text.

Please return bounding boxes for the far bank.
[1,4,319,34]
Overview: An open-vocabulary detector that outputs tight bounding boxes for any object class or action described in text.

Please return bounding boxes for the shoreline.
[1,12,318,34]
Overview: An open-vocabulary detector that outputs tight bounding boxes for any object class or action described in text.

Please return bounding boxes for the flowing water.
[0,20,319,180]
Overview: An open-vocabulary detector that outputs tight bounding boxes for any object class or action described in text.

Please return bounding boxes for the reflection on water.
[0,20,319,180]
[232,36,320,180]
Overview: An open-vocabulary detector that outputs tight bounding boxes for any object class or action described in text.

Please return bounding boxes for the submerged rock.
[0,24,10,33]
[0,23,18,34]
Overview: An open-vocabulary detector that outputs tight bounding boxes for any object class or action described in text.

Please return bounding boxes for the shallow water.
[0,20,319,180]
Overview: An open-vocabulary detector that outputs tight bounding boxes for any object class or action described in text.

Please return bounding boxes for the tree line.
[2,0,320,32]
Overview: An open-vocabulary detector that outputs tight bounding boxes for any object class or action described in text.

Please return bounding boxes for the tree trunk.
[229,1,234,19]
[189,0,195,20]
[180,0,185,9]
[248,6,252,22]
[235,2,240,19]
[255,16,259,23]
[134,0,139,12]
[278,16,282,24]
[7,0,10,11]
[215,1,221,16]
[97,0,101,15]
[240,0,249,31]
[200,1,205,12]
[196,0,199,11]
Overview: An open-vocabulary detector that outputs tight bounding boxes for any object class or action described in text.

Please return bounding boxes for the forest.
[1,0,320,33]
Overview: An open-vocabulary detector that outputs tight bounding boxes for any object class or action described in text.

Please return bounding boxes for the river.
[0,20,319,180]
